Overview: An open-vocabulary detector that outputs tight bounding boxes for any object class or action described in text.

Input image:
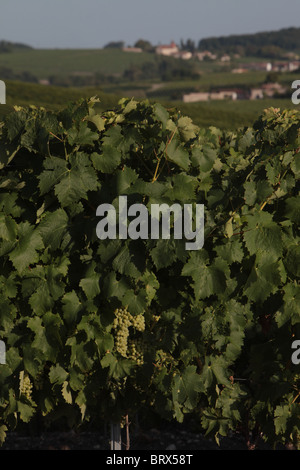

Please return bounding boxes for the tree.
[264,72,280,83]
[104,41,125,49]
[180,39,195,53]
[134,39,154,52]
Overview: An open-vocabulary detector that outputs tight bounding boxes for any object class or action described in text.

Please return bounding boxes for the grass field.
[0,48,161,78]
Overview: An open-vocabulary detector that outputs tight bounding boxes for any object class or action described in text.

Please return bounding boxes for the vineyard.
[0,97,299,450]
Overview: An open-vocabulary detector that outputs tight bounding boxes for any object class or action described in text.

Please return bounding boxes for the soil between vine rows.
[0,421,290,451]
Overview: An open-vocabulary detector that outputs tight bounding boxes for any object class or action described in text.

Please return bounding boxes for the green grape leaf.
[166,137,190,171]
[0,214,18,241]
[62,290,82,324]
[62,381,73,404]
[8,222,44,273]
[38,208,69,251]
[54,152,99,206]
[191,146,217,172]
[243,212,283,258]
[100,353,134,379]
[49,364,68,385]
[67,122,99,146]
[91,146,121,173]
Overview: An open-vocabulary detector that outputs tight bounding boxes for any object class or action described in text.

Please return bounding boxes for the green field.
[1,80,297,131]
[0,48,160,78]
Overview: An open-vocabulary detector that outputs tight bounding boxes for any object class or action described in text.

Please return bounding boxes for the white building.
[173,51,193,60]
[183,92,210,102]
[210,90,238,100]
[195,51,217,61]
[250,89,264,100]
[155,41,179,56]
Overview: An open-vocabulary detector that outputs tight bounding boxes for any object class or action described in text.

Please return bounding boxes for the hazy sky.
[0,0,299,49]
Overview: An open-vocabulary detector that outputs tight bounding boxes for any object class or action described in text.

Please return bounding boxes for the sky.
[0,0,299,49]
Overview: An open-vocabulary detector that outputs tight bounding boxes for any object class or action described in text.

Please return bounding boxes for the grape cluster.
[112,307,145,361]
[19,371,33,400]
[128,339,144,365]
[131,314,145,332]
[155,349,170,368]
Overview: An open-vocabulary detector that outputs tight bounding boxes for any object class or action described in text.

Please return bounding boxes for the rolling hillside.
[0,48,160,79]
[0,80,296,130]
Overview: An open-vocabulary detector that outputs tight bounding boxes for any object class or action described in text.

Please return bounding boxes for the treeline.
[198,27,300,57]
[104,27,300,59]
[49,58,200,87]
[122,58,200,82]
[0,40,33,53]
[0,66,38,83]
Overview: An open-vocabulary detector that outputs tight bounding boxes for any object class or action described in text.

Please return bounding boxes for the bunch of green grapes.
[131,314,145,332]
[128,338,144,365]
[112,308,146,359]
[155,349,171,368]
[113,307,133,357]
[19,371,33,400]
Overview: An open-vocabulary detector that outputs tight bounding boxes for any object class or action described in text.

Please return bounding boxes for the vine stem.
[291,391,300,404]
[152,149,161,183]
[152,129,177,183]
[125,414,130,450]
[49,131,63,142]
[259,170,287,211]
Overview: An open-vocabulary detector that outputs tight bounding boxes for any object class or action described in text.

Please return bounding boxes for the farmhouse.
[195,51,217,61]
[231,68,248,74]
[183,89,245,102]
[210,90,238,100]
[183,92,210,102]
[250,88,264,100]
[272,61,300,72]
[155,41,179,56]
[261,82,287,97]
[240,62,272,72]
[220,55,231,62]
[173,50,193,60]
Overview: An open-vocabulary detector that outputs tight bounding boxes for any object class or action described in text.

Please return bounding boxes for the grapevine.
[0,99,298,449]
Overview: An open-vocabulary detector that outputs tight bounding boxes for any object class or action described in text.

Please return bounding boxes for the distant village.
[123,41,299,103]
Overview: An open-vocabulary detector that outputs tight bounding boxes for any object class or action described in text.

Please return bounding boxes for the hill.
[0,40,33,53]
[0,48,161,81]
[198,27,300,57]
